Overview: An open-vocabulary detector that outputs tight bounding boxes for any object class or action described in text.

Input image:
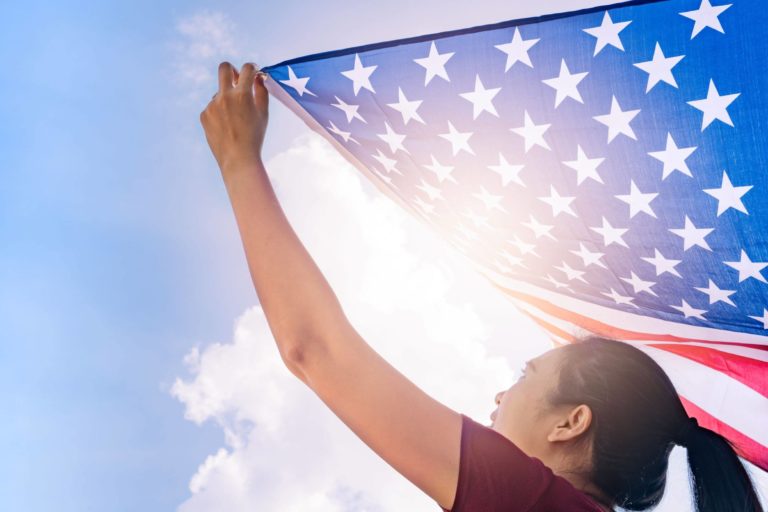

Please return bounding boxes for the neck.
[555,469,613,511]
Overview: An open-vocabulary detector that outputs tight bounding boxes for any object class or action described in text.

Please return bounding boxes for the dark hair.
[546,335,764,511]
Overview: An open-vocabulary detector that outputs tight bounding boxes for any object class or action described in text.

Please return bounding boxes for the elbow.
[283,343,308,369]
[280,332,333,386]
[280,342,312,384]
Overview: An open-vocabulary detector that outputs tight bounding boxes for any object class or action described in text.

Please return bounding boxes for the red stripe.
[510,297,768,471]
[681,396,768,472]
[522,310,577,343]
[491,282,768,351]
[649,343,768,398]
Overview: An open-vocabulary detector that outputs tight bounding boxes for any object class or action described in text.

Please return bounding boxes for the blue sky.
[1,1,765,511]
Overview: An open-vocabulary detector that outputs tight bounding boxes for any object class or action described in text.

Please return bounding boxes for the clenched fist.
[200,61,269,176]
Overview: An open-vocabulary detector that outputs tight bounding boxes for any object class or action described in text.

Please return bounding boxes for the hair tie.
[673,416,699,446]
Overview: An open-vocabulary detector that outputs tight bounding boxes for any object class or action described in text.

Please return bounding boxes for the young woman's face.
[489,348,564,457]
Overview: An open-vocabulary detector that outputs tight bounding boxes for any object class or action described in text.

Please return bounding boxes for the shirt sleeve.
[441,414,603,512]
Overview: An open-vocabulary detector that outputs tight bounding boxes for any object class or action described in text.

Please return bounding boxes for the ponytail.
[548,336,765,511]
[681,422,764,512]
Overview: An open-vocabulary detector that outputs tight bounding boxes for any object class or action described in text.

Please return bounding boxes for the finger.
[254,71,269,103]
[218,61,235,92]
[237,62,257,94]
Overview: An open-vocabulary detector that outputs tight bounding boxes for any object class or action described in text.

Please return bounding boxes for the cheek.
[498,387,528,423]
[496,385,543,451]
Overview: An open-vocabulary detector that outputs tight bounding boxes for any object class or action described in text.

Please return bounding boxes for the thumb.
[254,72,269,107]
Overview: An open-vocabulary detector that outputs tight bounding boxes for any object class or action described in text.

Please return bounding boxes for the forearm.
[221,159,347,370]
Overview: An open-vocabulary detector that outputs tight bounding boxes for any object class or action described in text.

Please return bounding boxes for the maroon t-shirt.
[441,414,608,512]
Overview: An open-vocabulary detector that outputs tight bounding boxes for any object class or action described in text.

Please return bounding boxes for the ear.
[547,404,593,442]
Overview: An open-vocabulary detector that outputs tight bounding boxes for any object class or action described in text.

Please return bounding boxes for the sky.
[1,0,765,511]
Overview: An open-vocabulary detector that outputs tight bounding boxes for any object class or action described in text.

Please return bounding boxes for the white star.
[602,287,635,306]
[669,215,714,251]
[621,271,658,296]
[371,148,403,176]
[340,53,377,96]
[523,215,556,241]
[583,11,632,56]
[571,243,607,268]
[460,74,502,119]
[545,274,570,290]
[413,41,455,86]
[633,42,685,93]
[641,249,681,277]
[422,154,457,184]
[455,222,480,241]
[562,144,606,185]
[461,208,492,229]
[327,121,359,144]
[542,59,589,108]
[703,171,751,216]
[687,79,740,130]
[648,132,697,180]
[279,65,318,97]
[680,0,732,39]
[615,180,658,218]
[495,26,540,70]
[499,249,526,268]
[416,178,444,201]
[331,96,366,124]
[539,185,577,218]
[591,217,629,248]
[724,250,768,283]
[510,110,551,153]
[509,235,538,256]
[488,153,525,187]
[493,260,515,275]
[749,309,768,329]
[413,195,435,215]
[386,87,426,126]
[473,186,508,213]
[593,95,640,143]
[694,279,736,306]
[555,261,588,283]
[376,121,409,155]
[439,121,474,156]
[671,300,707,320]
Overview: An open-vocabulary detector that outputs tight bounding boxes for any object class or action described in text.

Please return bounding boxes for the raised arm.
[199,62,462,511]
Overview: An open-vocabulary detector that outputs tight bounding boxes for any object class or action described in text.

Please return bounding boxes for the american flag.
[259,0,767,471]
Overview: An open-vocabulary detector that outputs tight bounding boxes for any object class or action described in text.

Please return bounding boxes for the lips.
[490,409,498,422]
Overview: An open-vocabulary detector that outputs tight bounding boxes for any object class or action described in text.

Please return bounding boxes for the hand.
[200,62,269,176]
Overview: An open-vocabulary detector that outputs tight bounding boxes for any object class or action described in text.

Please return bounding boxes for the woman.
[199,61,764,512]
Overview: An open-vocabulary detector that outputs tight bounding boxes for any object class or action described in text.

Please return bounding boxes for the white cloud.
[172,130,768,510]
[171,130,551,511]
[166,10,256,105]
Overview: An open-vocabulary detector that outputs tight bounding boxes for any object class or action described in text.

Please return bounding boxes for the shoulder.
[448,414,606,512]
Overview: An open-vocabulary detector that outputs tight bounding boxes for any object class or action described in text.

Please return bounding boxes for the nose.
[495,390,505,405]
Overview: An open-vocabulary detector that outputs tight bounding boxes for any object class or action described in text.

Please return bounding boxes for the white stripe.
[515,300,768,445]
[472,263,768,347]
[653,341,768,362]
[635,345,768,447]
[512,300,768,362]
[515,302,768,446]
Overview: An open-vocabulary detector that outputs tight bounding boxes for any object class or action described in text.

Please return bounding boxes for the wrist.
[221,155,264,182]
